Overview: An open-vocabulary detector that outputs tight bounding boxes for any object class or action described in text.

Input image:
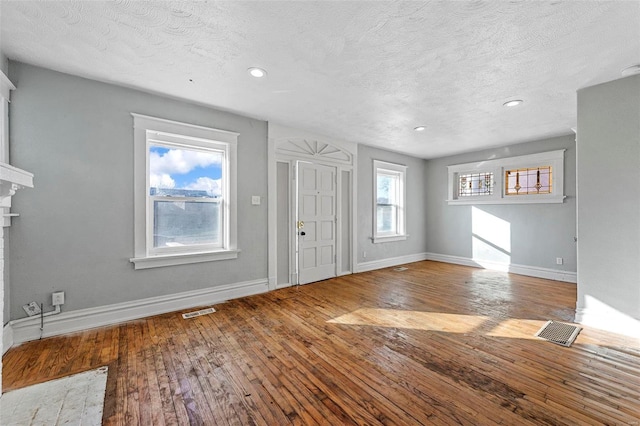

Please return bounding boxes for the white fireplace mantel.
[0,162,33,227]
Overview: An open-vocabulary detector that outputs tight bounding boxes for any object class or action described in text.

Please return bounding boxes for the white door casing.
[268,124,357,289]
[296,161,336,284]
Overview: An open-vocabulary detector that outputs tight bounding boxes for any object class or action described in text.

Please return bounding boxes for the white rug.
[1,366,108,426]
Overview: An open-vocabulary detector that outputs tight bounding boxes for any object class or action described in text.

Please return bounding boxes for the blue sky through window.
[150,145,223,196]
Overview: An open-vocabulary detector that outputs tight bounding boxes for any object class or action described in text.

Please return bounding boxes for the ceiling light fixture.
[621,64,640,77]
[503,99,523,107]
[248,67,267,78]
[414,126,426,132]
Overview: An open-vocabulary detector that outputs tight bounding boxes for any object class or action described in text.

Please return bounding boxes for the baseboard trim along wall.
[356,252,577,283]
[356,253,430,273]
[423,253,577,283]
[8,278,269,347]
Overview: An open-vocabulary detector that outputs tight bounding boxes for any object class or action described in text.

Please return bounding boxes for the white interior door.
[296,161,337,284]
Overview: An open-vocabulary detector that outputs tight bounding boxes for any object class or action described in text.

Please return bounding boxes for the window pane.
[377,205,397,234]
[377,172,399,234]
[459,172,493,197]
[149,144,223,198]
[505,166,552,195]
[153,200,221,248]
[377,173,398,204]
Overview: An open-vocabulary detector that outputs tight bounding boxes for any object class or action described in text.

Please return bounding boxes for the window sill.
[372,234,408,244]
[130,249,240,270]
[447,195,566,205]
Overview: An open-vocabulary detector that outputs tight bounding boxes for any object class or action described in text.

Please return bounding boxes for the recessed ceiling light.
[503,99,523,107]
[248,67,267,78]
[414,126,426,132]
[621,64,640,77]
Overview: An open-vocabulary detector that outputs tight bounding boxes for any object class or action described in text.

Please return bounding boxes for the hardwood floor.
[3,261,640,425]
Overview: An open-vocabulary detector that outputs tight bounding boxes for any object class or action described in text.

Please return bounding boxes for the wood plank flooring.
[3,261,640,425]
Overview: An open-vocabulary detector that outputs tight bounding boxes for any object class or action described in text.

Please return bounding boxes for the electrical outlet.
[363,251,367,259]
[23,301,41,317]
[556,257,563,265]
[52,291,65,306]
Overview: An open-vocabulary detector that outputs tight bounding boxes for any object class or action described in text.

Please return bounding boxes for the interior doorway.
[269,126,356,289]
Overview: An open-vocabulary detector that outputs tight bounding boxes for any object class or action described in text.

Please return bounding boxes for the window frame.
[447,149,566,205]
[373,160,407,243]
[0,70,15,164]
[130,114,239,269]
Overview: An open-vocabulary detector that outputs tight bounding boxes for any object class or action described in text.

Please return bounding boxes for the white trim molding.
[424,252,577,283]
[0,70,15,100]
[373,160,407,243]
[8,279,268,346]
[356,252,430,273]
[2,323,13,355]
[447,149,566,205]
[268,123,357,290]
[130,113,239,269]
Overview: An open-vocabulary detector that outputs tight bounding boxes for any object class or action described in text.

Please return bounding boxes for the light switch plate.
[251,196,261,205]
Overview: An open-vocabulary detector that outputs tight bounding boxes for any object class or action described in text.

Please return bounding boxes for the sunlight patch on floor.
[329,308,545,340]
[328,308,490,334]
[484,318,547,340]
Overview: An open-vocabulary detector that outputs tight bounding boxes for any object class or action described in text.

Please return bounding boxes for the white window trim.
[130,113,239,269]
[373,160,408,243]
[0,70,16,164]
[447,149,566,205]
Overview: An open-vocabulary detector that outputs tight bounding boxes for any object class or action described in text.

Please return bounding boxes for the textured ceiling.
[1,1,639,159]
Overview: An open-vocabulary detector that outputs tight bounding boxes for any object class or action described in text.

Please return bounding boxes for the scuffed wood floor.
[4,261,640,425]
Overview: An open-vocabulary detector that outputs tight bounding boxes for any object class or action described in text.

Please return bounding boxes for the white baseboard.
[356,253,430,273]
[2,322,13,355]
[422,252,577,283]
[9,278,268,347]
[575,307,640,338]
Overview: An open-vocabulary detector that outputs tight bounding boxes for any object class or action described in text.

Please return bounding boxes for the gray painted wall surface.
[425,135,577,272]
[8,62,268,319]
[576,75,640,321]
[2,47,9,324]
[357,144,428,263]
[3,233,9,324]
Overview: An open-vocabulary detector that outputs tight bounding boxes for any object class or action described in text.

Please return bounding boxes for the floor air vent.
[535,320,582,347]
[394,267,409,271]
[182,307,216,319]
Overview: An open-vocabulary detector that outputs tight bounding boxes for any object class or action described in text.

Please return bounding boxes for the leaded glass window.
[458,172,493,197]
[505,166,552,196]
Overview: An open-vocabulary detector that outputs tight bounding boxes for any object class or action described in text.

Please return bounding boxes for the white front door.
[296,161,337,284]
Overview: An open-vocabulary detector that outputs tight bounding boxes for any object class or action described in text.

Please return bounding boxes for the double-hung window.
[373,160,407,243]
[131,114,238,269]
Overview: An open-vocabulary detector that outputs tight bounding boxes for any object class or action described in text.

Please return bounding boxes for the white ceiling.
[1,1,639,159]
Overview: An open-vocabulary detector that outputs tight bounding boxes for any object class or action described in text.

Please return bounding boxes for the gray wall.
[8,62,268,319]
[2,47,9,324]
[425,135,577,271]
[3,234,9,324]
[576,74,640,322]
[357,144,428,263]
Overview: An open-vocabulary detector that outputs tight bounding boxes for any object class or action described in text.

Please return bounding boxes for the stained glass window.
[458,172,493,197]
[505,166,552,195]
